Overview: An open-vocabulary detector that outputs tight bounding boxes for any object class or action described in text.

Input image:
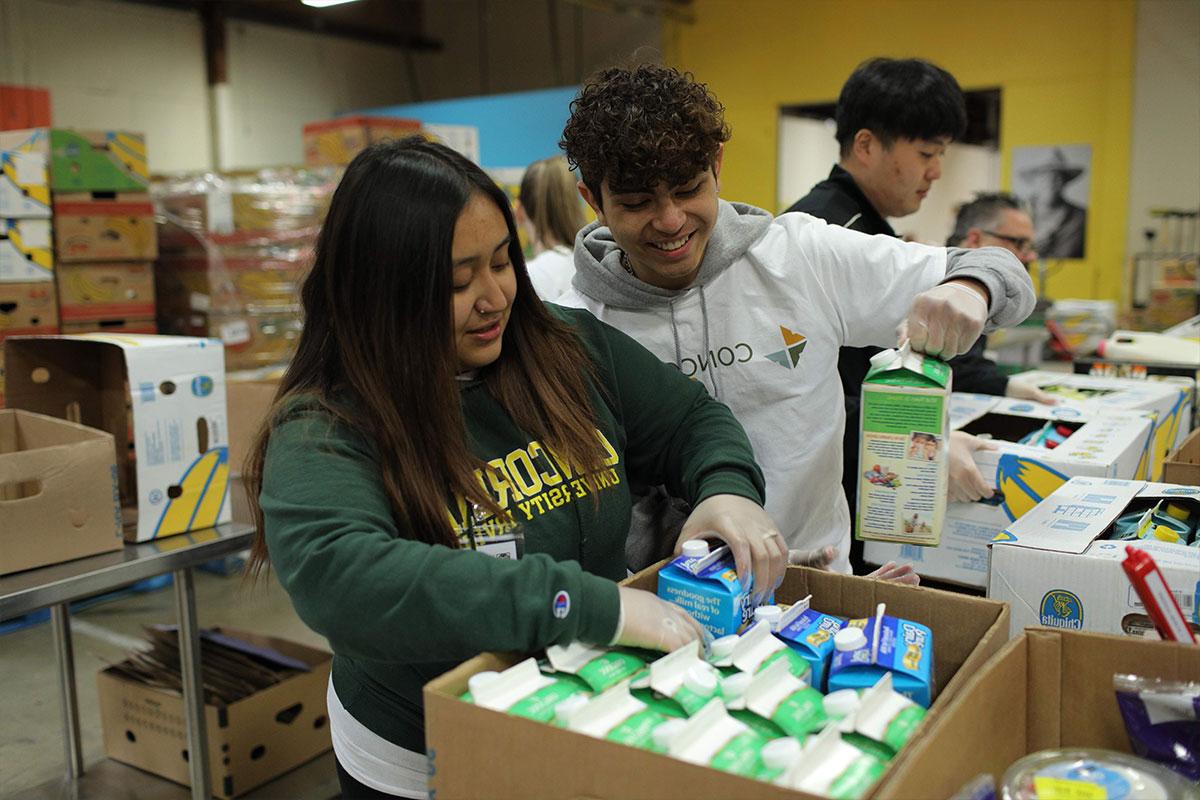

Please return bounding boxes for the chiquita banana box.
[52,192,157,262]
[4,334,230,542]
[56,262,155,323]
[857,345,952,547]
[0,218,53,282]
[2,128,148,194]
[0,128,51,218]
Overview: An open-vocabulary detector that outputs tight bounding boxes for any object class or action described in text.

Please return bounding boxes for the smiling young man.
[557,65,1036,575]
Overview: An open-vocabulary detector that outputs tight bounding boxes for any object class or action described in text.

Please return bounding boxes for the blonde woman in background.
[516,155,586,301]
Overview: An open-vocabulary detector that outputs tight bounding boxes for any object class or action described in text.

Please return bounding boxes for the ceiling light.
[302,0,361,8]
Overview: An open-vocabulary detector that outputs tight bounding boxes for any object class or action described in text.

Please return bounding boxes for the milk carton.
[468,658,590,722]
[657,541,760,637]
[774,595,845,692]
[779,725,886,798]
[826,612,934,708]
[857,345,951,546]
[667,698,777,781]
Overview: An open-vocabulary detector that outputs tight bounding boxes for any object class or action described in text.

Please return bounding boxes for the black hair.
[947,191,1026,246]
[835,58,966,157]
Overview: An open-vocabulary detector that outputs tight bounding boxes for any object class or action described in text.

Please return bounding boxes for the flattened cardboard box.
[865,394,1154,588]
[0,127,51,218]
[97,627,332,798]
[424,565,1009,800]
[52,192,157,262]
[57,261,155,322]
[879,629,1200,800]
[1164,427,1200,486]
[989,476,1200,638]
[0,409,122,575]
[0,217,53,282]
[4,334,230,541]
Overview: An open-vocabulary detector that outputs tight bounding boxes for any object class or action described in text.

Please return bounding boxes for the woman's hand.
[675,494,788,603]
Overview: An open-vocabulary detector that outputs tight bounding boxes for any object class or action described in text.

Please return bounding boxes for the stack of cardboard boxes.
[153,168,337,373]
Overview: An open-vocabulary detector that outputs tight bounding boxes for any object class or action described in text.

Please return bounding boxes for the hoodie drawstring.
[668,287,720,400]
[698,285,720,400]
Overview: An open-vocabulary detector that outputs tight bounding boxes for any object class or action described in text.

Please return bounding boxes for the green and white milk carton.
[857,344,951,546]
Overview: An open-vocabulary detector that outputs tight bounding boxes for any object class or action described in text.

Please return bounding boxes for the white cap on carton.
[761,737,803,771]
[754,605,783,631]
[684,663,718,697]
[710,635,739,660]
[823,689,861,719]
[681,540,710,559]
[652,718,687,751]
[835,626,868,652]
[869,348,900,369]
[720,671,752,701]
[467,671,500,698]
[553,693,589,725]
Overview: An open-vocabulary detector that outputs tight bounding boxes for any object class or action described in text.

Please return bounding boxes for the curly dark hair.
[560,64,731,206]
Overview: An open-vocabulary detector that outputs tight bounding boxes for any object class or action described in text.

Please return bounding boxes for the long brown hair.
[245,137,606,576]
[518,155,586,249]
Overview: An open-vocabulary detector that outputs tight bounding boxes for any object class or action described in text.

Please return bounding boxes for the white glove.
[676,494,788,603]
[865,561,921,585]
[948,431,997,503]
[788,545,838,569]
[612,586,708,652]
[902,280,989,359]
[1006,377,1058,405]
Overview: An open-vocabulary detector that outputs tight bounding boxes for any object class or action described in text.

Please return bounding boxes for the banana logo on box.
[152,446,229,538]
[106,132,149,181]
[996,454,1069,521]
[69,269,116,302]
[2,156,50,208]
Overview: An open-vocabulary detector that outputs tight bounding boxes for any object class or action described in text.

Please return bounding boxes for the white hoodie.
[558,200,1035,573]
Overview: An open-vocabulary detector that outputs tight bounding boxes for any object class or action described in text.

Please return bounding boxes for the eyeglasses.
[982,230,1035,254]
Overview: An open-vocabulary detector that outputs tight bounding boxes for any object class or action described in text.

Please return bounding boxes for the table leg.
[174,567,212,800]
[50,603,84,779]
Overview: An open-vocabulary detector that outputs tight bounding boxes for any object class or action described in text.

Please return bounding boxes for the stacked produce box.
[153,168,337,373]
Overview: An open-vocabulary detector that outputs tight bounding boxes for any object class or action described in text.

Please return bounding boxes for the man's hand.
[948,431,996,503]
[1006,377,1058,405]
[903,279,989,359]
[789,547,920,586]
[676,494,788,603]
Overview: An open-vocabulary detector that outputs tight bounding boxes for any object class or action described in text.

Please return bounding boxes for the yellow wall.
[664,0,1136,301]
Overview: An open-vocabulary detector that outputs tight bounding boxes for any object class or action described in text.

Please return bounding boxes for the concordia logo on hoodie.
[765,325,807,369]
[678,324,807,376]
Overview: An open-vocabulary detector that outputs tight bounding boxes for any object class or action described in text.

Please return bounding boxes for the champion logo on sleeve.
[552,590,571,619]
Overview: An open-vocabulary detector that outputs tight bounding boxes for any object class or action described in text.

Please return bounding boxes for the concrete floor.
[0,565,338,798]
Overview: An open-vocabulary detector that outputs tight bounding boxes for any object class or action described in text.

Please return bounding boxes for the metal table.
[0,522,256,800]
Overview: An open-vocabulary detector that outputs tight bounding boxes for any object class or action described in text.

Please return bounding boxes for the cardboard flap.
[993,477,1146,553]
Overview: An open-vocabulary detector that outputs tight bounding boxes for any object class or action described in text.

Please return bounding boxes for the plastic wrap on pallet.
[152,168,338,372]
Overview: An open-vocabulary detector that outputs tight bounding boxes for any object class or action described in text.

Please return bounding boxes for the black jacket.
[785,166,1009,563]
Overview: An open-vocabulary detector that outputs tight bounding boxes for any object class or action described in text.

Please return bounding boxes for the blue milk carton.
[774,595,845,693]
[657,541,759,637]
[826,614,934,708]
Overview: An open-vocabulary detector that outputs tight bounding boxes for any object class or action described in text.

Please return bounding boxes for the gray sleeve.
[944,246,1036,333]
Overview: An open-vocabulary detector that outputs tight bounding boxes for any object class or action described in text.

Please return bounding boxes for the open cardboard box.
[98,626,332,798]
[0,408,121,574]
[424,564,1010,799]
[879,628,1200,799]
[1164,426,1200,486]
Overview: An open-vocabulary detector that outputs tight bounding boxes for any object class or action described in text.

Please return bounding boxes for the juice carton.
[857,345,951,546]
[657,540,760,637]
[827,613,934,708]
[775,594,846,692]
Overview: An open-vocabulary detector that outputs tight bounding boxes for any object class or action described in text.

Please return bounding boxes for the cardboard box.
[989,476,1200,638]
[1164,427,1200,485]
[865,394,1155,588]
[161,310,302,372]
[56,261,155,322]
[302,115,421,167]
[857,348,951,546]
[422,122,481,165]
[60,319,157,335]
[155,254,306,315]
[0,128,51,218]
[1075,356,1200,421]
[4,334,231,541]
[0,84,52,130]
[1015,369,1194,479]
[424,565,1010,800]
[50,129,148,191]
[879,628,1200,800]
[97,627,332,798]
[0,280,58,335]
[0,409,122,575]
[53,192,157,262]
[225,378,278,477]
[1,217,53,282]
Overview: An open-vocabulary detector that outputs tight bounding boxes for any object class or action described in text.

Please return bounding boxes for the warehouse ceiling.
[119,0,440,51]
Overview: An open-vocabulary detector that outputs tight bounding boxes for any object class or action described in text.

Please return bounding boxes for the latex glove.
[866,561,921,585]
[788,545,838,569]
[902,280,989,359]
[612,586,708,652]
[1005,377,1058,405]
[676,494,788,603]
[948,431,997,503]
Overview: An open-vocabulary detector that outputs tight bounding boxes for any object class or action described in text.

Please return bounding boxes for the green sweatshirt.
[260,305,764,751]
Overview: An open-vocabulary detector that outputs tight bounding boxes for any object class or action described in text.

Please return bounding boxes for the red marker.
[1122,546,1197,644]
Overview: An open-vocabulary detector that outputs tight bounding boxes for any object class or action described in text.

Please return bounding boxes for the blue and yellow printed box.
[0,128,148,193]
[775,596,845,692]
[0,128,51,218]
[657,544,758,637]
[1,218,53,282]
[4,334,230,541]
[827,614,934,708]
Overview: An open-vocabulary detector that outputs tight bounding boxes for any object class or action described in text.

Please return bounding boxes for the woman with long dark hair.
[244,137,785,798]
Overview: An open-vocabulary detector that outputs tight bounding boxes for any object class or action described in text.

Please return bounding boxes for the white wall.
[0,0,661,173]
[1126,0,1200,261]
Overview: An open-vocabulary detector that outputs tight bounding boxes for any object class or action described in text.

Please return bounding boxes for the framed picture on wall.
[1012,144,1092,259]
